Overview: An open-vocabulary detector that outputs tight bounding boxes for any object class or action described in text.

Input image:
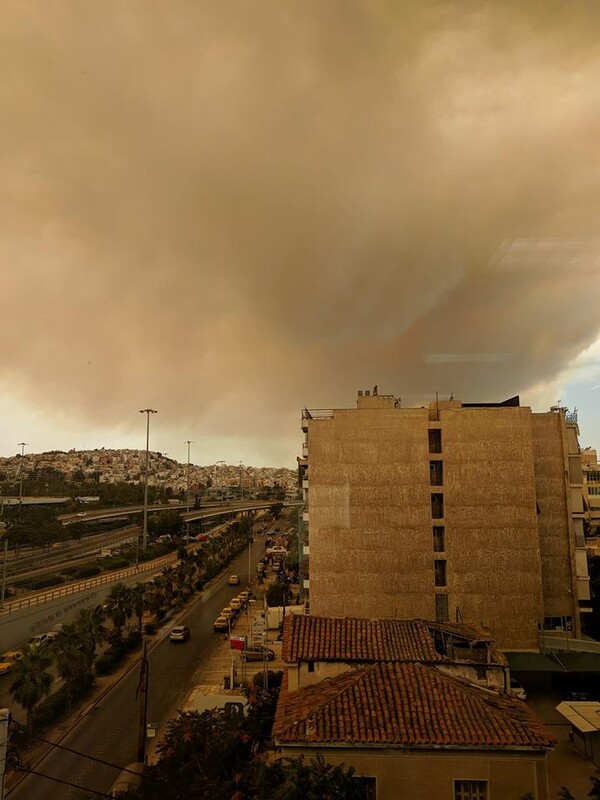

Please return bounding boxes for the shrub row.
[95,631,142,675]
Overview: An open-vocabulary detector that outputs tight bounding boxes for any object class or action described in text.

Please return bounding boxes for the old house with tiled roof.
[282,614,509,692]
[274,614,555,799]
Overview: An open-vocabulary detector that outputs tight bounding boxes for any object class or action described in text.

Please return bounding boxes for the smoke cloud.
[1,1,599,463]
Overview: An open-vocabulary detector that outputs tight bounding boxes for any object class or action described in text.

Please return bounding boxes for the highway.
[7,536,267,800]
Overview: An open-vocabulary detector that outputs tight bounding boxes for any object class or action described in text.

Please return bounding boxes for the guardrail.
[539,634,600,654]
[1,552,178,616]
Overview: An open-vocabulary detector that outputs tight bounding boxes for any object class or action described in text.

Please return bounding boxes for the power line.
[11,722,161,783]
[11,764,114,798]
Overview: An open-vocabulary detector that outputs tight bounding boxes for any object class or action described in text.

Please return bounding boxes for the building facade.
[274,614,555,800]
[300,392,590,650]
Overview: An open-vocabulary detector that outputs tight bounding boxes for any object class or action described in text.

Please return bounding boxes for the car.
[76,512,87,517]
[228,575,240,586]
[509,678,526,701]
[169,625,190,642]
[229,598,243,612]
[213,616,230,633]
[221,606,237,620]
[0,651,23,675]
[242,646,275,662]
[238,590,252,602]
[27,633,50,649]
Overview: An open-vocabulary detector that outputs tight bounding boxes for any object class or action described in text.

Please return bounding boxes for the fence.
[1,552,178,616]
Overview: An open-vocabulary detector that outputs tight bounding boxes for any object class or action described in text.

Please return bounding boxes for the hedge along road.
[7,535,267,800]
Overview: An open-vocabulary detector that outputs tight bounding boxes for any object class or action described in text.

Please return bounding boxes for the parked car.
[509,678,526,701]
[243,646,275,662]
[229,598,243,612]
[0,650,23,675]
[169,625,191,642]
[213,616,230,633]
[228,575,240,586]
[27,633,50,649]
[221,605,238,619]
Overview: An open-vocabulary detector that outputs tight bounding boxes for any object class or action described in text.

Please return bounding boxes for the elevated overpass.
[59,499,300,525]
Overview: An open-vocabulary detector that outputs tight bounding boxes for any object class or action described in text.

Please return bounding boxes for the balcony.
[302,443,308,457]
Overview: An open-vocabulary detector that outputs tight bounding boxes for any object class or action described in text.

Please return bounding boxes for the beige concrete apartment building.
[300,392,590,650]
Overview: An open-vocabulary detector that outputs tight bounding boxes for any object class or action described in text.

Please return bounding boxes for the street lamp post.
[185,440,194,540]
[140,410,157,553]
[239,462,244,502]
[17,443,28,508]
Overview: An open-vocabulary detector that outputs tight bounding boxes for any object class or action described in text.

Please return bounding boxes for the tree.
[144,709,252,800]
[9,646,53,727]
[269,503,284,520]
[51,623,90,694]
[76,606,107,662]
[266,580,291,608]
[104,583,133,643]
[130,584,148,635]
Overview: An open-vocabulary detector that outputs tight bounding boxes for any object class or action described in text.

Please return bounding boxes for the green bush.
[75,565,102,579]
[95,652,119,675]
[15,575,64,591]
[105,558,130,570]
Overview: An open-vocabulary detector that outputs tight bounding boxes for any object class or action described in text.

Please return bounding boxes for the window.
[431,493,444,519]
[430,460,443,486]
[353,777,376,800]
[307,661,315,673]
[433,526,445,552]
[543,616,572,631]
[434,559,447,587]
[454,780,487,800]
[428,429,442,453]
[435,593,449,622]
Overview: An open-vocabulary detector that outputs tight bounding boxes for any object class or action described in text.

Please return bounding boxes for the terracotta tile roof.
[282,615,444,663]
[274,662,555,749]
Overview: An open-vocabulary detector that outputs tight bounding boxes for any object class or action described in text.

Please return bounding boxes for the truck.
[97,548,113,560]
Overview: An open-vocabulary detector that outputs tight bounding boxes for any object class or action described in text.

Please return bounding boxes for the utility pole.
[139,410,157,553]
[0,708,10,800]
[0,523,7,610]
[136,639,149,764]
[239,462,244,501]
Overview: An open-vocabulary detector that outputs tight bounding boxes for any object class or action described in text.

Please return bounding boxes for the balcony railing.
[302,408,335,421]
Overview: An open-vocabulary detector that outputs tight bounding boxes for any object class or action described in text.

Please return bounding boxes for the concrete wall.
[279,745,550,800]
[308,406,434,620]
[531,414,578,628]
[442,406,543,649]
[0,570,150,651]
[306,398,579,651]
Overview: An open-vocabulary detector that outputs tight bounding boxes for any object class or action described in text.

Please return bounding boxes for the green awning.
[506,652,565,672]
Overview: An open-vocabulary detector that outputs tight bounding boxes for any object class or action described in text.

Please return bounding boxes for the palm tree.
[9,645,53,728]
[51,623,89,696]
[104,583,133,644]
[74,607,107,671]
[130,583,147,635]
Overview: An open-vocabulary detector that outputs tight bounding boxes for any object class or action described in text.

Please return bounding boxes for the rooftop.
[282,615,496,664]
[274,661,555,750]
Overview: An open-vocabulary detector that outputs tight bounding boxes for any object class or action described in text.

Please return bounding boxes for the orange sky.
[0,1,599,465]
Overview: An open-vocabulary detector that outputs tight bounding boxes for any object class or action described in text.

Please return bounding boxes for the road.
[7,536,266,800]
